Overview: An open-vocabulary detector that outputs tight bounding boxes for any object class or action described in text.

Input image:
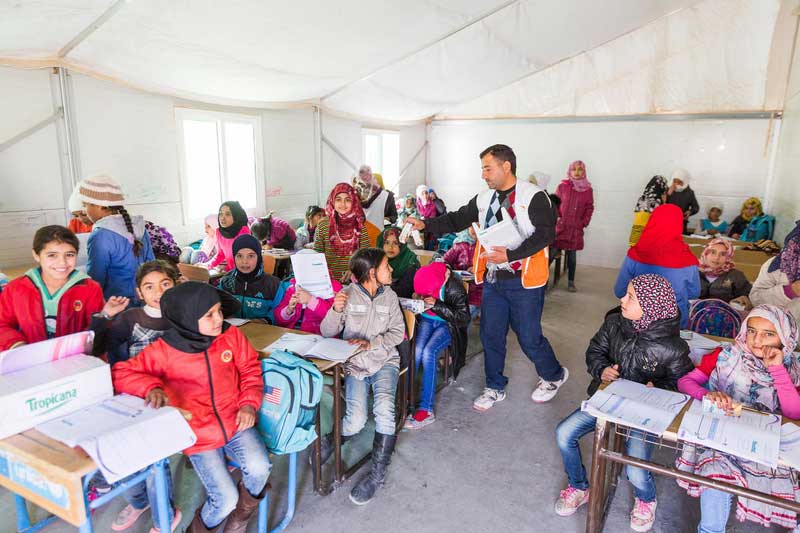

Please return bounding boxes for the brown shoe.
[222,481,270,533]
[186,508,212,533]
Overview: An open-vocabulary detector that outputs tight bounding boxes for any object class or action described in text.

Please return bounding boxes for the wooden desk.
[239,322,342,494]
[683,236,749,247]
[738,262,763,283]
[585,392,800,532]
[733,249,773,265]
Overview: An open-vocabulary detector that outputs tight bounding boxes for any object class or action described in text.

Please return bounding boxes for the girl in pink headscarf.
[553,161,595,292]
[180,214,219,264]
[697,237,751,306]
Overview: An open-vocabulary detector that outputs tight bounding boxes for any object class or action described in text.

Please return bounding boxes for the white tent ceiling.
[0,0,792,123]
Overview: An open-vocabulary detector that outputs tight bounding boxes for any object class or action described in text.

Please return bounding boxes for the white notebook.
[264,332,360,362]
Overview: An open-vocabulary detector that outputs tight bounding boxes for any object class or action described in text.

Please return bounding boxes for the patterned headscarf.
[710,305,800,412]
[740,197,763,222]
[629,274,680,332]
[325,183,365,257]
[564,160,592,192]
[698,238,736,277]
[634,176,667,213]
[355,165,380,205]
[768,220,800,281]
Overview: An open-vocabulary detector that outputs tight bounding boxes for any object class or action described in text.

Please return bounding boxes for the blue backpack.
[257,350,322,454]
[688,299,742,339]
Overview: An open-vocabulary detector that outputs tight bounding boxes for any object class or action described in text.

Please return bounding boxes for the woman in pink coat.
[553,161,595,292]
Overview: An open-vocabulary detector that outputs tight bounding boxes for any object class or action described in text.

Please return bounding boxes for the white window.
[362,129,399,192]
[176,109,264,223]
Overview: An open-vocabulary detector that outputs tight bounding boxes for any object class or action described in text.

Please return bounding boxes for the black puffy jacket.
[585,312,693,396]
[429,273,471,378]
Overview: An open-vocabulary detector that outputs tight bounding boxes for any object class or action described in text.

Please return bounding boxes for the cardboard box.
[0,355,113,440]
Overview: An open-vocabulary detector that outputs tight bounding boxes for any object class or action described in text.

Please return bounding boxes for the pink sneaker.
[630,498,657,532]
[112,504,150,531]
[149,507,182,533]
[554,486,589,516]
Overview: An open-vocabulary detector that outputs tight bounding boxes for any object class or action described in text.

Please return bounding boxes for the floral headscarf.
[325,182,365,257]
[629,274,680,331]
[768,220,800,282]
[710,305,800,413]
[634,176,667,213]
[698,238,736,277]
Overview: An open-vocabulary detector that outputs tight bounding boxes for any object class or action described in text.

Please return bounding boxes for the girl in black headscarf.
[219,235,283,322]
[205,201,250,273]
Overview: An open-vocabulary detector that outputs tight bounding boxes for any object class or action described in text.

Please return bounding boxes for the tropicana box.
[0,332,113,440]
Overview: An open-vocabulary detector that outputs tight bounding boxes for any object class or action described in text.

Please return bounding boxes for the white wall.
[428,117,777,268]
[769,25,800,242]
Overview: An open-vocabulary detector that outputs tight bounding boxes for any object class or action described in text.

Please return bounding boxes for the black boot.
[349,433,396,505]
[309,433,351,468]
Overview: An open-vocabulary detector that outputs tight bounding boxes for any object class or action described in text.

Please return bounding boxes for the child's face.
[310,213,323,227]
[705,243,727,269]
[743,204,757,218]
[136,271,175,309]
[405,198,414,208]
[235,249,259,274]
[745,316,782,359]
[205,224,215,239]
[32,241,77,283]
[218,206,234,228]
[198,302,223,337]
[383,235,400,259]
[375,256,393,285]
[620,282,644,321]
[333,193,353,216]
[708,208,721,222]
[571,166,585,179]
[672,178,685,189]
[84,202,107,223]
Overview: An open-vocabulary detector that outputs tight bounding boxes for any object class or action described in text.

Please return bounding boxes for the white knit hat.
[78,175,125,207]
[68,186,84,212]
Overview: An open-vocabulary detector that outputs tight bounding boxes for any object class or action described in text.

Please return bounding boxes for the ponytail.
[113,206,144,257]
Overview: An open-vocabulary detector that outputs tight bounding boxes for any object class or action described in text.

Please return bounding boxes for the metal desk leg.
[333,365,343,485]
[408,345,416,412]
[268,452,297,533]
[586,418,610,533]
[313,403,323,494]
[153,459,171,533]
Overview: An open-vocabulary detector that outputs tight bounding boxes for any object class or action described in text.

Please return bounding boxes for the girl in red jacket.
[0,225,115,351]
[112,282,269,533]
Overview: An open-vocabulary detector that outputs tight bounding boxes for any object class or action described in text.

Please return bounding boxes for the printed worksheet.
[290,252,335,299]
[677,401,781,467]
[581,379,690,436]
[780,423,800,469]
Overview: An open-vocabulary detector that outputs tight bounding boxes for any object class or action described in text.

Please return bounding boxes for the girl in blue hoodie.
[78,176,154,305]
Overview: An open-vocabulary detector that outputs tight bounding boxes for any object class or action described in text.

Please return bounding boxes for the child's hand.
[295,287,312,305]
[761,346,784,368]
[145,388,168,408]
[601,364,620,383]
[333,290,348,312]
[423,296,436,306]
[706,391,733,412]
[646,381,654,388]
[102,296,130,318]
[236,406,257,431]
[348,339,370,351]
[287,293,299,312]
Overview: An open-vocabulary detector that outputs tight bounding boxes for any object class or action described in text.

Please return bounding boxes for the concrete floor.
[0,266,782,532]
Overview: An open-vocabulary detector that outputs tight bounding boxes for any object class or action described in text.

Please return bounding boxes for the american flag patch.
[264,386,282,405]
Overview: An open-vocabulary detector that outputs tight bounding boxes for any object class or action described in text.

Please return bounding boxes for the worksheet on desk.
[678,401,781,467]
[779,423,800,470]
[581,379,690,437]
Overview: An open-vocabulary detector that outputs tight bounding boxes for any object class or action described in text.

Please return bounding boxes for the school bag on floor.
[257,350,322,454]
[688,299,742,339]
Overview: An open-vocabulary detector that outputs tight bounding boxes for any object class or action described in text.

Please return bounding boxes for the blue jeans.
[415,318,452,412]
[697,489,732,533]
[188,428,271,529]
[343,364,399,437]
[555,408,656,502]
[124,466,174,527]
[480,276,563,390]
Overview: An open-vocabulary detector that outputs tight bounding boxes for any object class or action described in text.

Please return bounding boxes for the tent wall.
[768,23,800,242]
[428,117,778,269]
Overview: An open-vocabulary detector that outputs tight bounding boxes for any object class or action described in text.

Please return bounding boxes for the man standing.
[406,145,568,411]
[354,165,398,229]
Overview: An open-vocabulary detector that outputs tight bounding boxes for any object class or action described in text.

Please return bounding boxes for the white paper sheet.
[677,401,781,467]
[290,252,335,299]
[581,379,690,436]
[780,423,800,470]
[0,331,93,375]
[264,333,322,354]
[264,332,358,362]
[684,332,726,365]
[225,318,250,327]
[37,395,196,482]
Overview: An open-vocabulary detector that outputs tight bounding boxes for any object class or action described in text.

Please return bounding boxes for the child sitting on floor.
[554,274,693,532]
[677,305,800,532]
[112,282,269,533]
[318,248,405,505]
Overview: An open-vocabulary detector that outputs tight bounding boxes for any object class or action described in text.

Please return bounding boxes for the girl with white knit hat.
[78,175,154,304]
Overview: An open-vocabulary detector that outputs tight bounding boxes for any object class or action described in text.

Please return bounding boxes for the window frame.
[175,108,265,225]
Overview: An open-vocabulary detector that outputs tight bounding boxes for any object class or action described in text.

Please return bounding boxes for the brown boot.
[222,481,270,533]
[187,508,213,533]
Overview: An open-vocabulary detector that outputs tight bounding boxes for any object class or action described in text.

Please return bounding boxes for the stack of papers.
[581,380,690,436]
[37,394,196,483]
[678,401,781,467]
[265,333,360,362]
[472,208,524,266]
